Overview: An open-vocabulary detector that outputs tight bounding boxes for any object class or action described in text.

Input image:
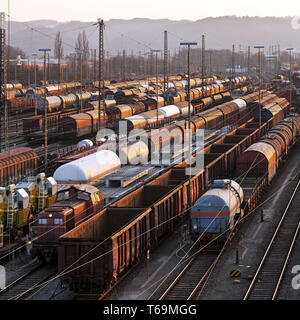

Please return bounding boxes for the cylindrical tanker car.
[190,179,244,242]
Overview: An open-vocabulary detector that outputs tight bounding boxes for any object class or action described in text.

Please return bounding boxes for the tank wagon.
[190,180,244,241]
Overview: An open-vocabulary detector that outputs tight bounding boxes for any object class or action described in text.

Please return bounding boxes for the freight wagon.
[0,148,38,186]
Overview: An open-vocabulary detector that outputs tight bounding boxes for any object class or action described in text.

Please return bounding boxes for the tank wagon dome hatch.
[53,150,121,184]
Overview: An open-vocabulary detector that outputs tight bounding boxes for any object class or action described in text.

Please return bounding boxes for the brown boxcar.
[0,147,38,185]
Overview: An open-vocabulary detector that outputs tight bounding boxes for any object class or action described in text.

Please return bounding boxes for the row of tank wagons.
[34,80,228,114]
[57,91,273,154]
[113,91,274,133]
[0,173,57,234]
[111,77,247,103]
[53,92,282,169]
[22,81,245,141]
[53,93,277,186]
[54,94,279,177]
[191,114,300,242]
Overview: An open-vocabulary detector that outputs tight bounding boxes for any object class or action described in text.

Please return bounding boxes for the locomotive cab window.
[39,218,47,225]
[77,191,90,201]
[54,218,63,225]
[57,191,69,201]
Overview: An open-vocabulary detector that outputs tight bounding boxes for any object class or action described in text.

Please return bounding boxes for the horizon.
[7,15,298,23]
[1,0,300,22]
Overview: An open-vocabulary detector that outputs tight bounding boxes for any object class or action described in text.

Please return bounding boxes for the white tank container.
[53,150,121,183]
[158,105,181,118]
[232,98,247,112]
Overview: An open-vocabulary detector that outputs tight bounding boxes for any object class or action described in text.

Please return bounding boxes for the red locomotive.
[30,184,104,263]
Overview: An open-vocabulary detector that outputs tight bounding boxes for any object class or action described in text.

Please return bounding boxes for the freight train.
[191,115,300,242]
[31,91,280,264]
[57,111,300,294]
[51,91,273,171]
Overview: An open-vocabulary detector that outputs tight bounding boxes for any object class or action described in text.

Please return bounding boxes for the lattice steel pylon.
[163,30,168,105]
[0,12,8,152]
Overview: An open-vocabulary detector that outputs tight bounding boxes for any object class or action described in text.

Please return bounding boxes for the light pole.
[144,52,151,88]
[287,48,294,109]
[180,41,197,212]
[287,48,294,143]
[151,49,160,127]
[32,53,37,115]
[38,48,51,175]
[254,45,264,137]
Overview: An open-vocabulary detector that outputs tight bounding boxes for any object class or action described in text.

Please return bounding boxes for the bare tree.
[54,32,63,59]
[75,32,83,55]
[82,31,90,60]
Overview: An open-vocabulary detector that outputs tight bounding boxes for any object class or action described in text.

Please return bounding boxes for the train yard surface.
[1,72,300,303]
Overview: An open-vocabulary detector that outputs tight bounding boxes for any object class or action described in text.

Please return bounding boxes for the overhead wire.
[9,107,296,300]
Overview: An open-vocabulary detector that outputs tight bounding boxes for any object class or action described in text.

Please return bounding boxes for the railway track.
[158,251,218,300]
[244,179,300,300]
[0,263,57,300]
[145,247,219,300]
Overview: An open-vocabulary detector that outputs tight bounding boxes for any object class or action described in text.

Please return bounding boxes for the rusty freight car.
[0,148,38,186]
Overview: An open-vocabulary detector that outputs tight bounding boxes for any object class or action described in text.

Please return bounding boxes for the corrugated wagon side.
[58,207,151,293]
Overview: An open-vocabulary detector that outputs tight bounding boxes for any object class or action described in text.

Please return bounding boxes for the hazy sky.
[0,0,297,21]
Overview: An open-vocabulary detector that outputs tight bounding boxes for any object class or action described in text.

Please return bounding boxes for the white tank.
[158,105,181,118]
[232,98,247,112]
[53,150,121,183]
[193,179,244,217]
[77,139,94,150]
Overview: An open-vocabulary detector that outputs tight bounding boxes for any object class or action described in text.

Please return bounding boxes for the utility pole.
[151,49,160,127]
[32,53,37,115]
[254,46,264,138]
[0,12,8,152]
[97,19,105,130]
[27,58,30,87]
[80,50,83,112]
[278,44,281,74]
[39,48,51,175]
[180,41,197,212]
[7,1,10,85]
[231,44,235,91]
[202,35,205,97]
[47,53,50,83]
[122,49,126,81]
[58,47,61,94]
[247,46,250,77]
[163,30,168,106]
[287,48,294,111]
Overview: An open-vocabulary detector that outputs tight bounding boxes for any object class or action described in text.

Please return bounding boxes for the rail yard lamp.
[287,48,294,143]
[254,46,264,137]
[39,48,51,175]
[287,48,294,109]
[180,41,198,212]
[151,49,161,127]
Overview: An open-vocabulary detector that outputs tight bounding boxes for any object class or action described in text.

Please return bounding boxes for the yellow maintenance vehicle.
[0,184,31,231]
[16,173,57,216]
[0,173,57,233]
